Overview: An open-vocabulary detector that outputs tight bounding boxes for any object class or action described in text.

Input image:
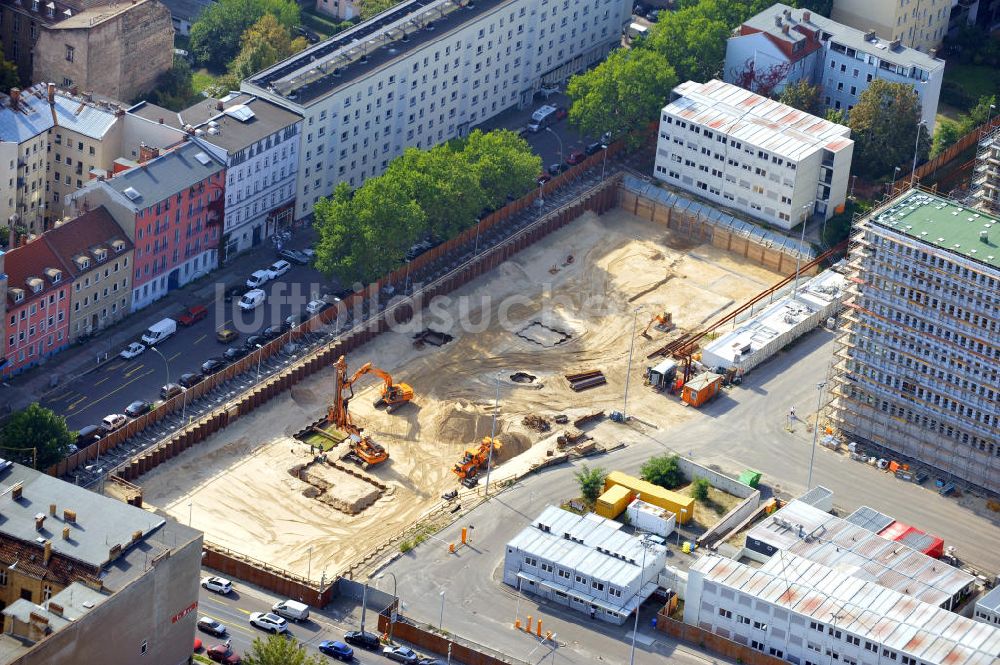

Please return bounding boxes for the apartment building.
[686,552,1000,665]
[177,93,302,260]
[0,88,50,235]
[831,0,950,53]
[315,0,359,20]
[653,79,854,231]
[0,0,106,82]
[68,141,225,311]
[244,0,631,220]
[44,206,133,341]
[502,506,667,625]
[725,4,944,130]
[2,234,70,377]
[0,461,202,665]
[829,189,1000,493]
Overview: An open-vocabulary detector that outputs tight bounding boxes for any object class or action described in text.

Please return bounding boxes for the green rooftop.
[869,189,1000,271]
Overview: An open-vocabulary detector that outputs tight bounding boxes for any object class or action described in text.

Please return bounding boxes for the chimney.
[49,503,56,516]
[62,526,70,540]
[774,14,782,26]
[131,530,142,543]
[63,508,76,523]
[43,540,51,566]
[35,513,45,531]
[82,91,92,103]
[783,8,791,18]
[138,143,159,163]
[69,85,78,97]
[889,38,901,50]
[802,10,810,22]
[47,83,55,105]
[782,24,789,34]
[158,117,164,124]
[865,29,877,41]
[215,101,223,111]
[10,87,20,110]
[48,602,63,617]
[11,482,23,500]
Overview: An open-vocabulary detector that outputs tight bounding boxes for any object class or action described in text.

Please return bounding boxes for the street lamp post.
[545,127,564,165]
[375,572,398,643]
[359,581,369,634]
[307,546,313,581]
[807,381,826,489]
[484,372,500,497]
[149,346,170,387]
[255,344,264,382]
[439,590,445,631]
[910,121,926,187]
[622,307,641,420]
[602,141,609,180]
[628,535,653,665]
[676,509,687,546]
[188,501,192,527]
[513,575,523,625]
[889,166,901,195]
[792,204,811,298]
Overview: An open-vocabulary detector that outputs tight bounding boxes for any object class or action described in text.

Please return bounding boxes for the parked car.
[566,150,586,165]
[101,413,127,432]
[383,645,419,664]
[177,305,208,326]
[216,328,239,344]
[285,311,307,327]
[239,289,266,311]
[318,640,354,661]
[344,630,381,650]
[179,372,204,388]
[243,335,264,350]
[271,599,309,622]
[141,318,177,345]
[405,238,436,261]
[160,383,183,400]
[246,270,271,289]
[206,644,241,664]
[278,248,310,265]
[249,612,288,634]
[554,106,568,120]
[119,341,146,360]
[261,325,282,340]
[76,425,104,448]
[306,299,329,315]
[646,8,660,22]
[224,285,245,302]
[547,162,567,176]
[301,248,317,261]
[585,141,605,155]
[201,357,226,374]
[197,617,227,637]
[266,259,291,278]
[223,346,248,361]
[124,400,153,418]
[201,576,233,595]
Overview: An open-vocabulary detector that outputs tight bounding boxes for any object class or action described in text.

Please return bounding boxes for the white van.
[527,105,557,132]
[271,599,310,622]
[627,22,648,40]
[141,318,177,345]
[239,289,266,311]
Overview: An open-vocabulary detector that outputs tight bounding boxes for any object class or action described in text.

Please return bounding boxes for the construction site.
[135,205,789,579]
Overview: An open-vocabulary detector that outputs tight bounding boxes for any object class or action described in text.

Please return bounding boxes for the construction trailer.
[681,373,722,407]
[595,484,633,519]
[645,358,679,392]
[603,471,694,524]
[626,498,676,538]
[879,521,945,559]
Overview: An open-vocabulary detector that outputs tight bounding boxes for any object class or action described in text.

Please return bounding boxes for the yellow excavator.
[324,355,390,468]
[453,437,502,487]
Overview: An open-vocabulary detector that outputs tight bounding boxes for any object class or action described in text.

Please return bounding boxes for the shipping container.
[595,484,633,519]
[738,469,762,489]
[604,471,694,524]
[626,498,676,537]
[681,373,722,407]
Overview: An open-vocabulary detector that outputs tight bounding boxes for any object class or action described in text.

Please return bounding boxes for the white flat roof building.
[503,506,667,625]
[975,586,1000,628]
[654,79,854,230]
[686,552,1000,665]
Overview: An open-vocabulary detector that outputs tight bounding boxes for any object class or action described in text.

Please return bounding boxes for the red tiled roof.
[42,206,134,278]
[4,237,73,306]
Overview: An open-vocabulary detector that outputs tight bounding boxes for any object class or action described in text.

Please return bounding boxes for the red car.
[566,150,586,165]
[554,106,568,120]
[177,305,208,326]
[207,644,242,664]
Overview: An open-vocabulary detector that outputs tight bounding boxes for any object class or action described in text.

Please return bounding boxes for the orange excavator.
[326,355,389,468]
[453,437,502,487]
[640,311,674,339]
[357,363,414,413]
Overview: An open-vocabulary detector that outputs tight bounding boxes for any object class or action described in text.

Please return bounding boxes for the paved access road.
[379,327,1000,665]
[197,577,420,664]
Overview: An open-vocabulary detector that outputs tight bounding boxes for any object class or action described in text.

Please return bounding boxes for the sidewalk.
[0,233,316,416]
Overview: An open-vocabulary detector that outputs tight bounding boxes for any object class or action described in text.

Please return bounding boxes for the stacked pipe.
[565,369,607,391]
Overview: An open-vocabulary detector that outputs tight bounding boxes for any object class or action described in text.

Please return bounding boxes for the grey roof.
[797,485,833,509]
[1,83,122,144]
[0,462,164,569]
[694,553,1000,665]
[180,94,301,153]
[742,3,943,72]
[747,500,975,607]
[127,100,184,129]
[51,92,120,140]
[0,90,56,144]
[977,586,1000,614]
[102,140,224,208]
[1,582,106,628]
[845,505,896,534]
[158,0,213,21]
[507,506,666,590]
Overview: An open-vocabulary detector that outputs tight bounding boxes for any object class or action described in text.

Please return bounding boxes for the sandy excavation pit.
[136,208,783,578]
[294,460,386,514]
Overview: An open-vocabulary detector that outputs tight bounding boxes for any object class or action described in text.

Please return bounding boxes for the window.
[737,615,751,624]
[140,640,148,656]
[718,608,732,619]
[753,620,767,630]
[65,45,74,62]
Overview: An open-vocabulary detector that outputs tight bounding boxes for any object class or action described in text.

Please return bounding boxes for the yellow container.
[603,471,695,524]
[595,484,633,519]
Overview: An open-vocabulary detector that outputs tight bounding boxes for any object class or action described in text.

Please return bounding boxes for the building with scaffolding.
[972,125,1000,214]
[828,188,1000,494]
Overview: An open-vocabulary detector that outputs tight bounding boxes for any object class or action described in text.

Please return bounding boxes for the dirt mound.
[496,431,531,462]
[433,401,495,444]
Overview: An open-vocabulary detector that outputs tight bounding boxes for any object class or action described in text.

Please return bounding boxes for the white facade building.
[975,586,1000,627]
[244,0,631,221]
[654,79,854,230]
[724,4,944,130]
[502,506,667,625]
[686,552,1000,665]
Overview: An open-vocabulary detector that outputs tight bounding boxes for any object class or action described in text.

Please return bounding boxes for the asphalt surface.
[378,327,1000,665]
[196,579,423,664]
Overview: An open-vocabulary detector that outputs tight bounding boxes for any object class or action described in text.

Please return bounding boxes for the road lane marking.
[216,320,233,331]
[93,377,110,387]
[124,364,145,378]
[82,369,155,412]
[66,395,88,412]
[104,360,126,372]
[168,352,181,362]
[45,390,74,402]
[194,334,207,345]
[200,611,257,638]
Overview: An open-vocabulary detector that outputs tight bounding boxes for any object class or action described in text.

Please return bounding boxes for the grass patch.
[677,483,741,522]
[399,523,436,553]
[193,655,213,664]
[301,426,346,450]
[192,68,222,95]
[944,63,1000,104]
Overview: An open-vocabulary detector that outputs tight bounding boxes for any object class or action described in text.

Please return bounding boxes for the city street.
[377,327,1000,665]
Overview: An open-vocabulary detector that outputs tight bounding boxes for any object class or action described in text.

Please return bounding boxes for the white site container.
[627,498,676,538]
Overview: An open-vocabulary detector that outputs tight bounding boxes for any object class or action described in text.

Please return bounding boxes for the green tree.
[574,464,607,508]
[1,403,74,470]
[143,57,199,111]
[847,80,927,179]
[567,48,677,148]
[227,14,308,81]
[243,635,324,665]
[647,7,731,82]
[189,0,300,70]
[313,180,425,284]
[778,80,822,115]
[824,108,846,125]
[691,477,710,502]
[931,119,962,157]
[0,43,18,91]
[459,129,541,210]
[640,454,684,489]
[959,94,997,135]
